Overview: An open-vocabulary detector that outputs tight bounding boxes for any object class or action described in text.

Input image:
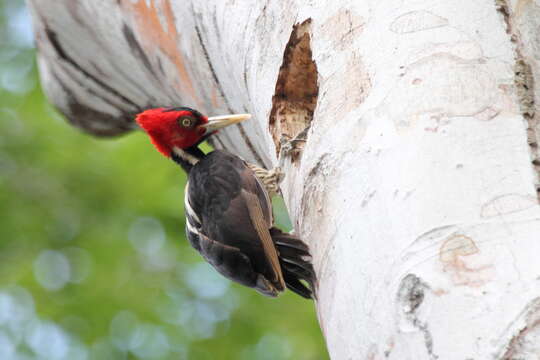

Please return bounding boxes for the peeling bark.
[499,298,540,359]
[496,0,540,199]
[28,0,540,358]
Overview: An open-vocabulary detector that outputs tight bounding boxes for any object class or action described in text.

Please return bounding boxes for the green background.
[0,1,327,359]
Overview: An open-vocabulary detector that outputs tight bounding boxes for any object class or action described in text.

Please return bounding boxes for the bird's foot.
[248,164,284,197]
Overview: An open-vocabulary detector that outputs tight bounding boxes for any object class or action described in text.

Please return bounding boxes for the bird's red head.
[136,107,250,157]
[136,107,207,157]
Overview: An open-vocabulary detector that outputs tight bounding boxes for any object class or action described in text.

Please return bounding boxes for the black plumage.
[176,149,315,298]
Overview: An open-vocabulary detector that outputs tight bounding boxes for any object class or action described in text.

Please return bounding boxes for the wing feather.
[241,189,285,290]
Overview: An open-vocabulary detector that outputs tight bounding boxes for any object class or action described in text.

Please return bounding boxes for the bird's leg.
[247,164,284,197]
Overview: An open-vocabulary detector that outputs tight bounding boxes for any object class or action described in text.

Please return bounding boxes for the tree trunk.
[28,0,540,358]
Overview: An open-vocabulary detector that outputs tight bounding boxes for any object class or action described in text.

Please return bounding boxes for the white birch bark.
[28,0,540,358]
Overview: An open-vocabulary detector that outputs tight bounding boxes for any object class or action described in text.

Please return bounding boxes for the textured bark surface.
[28,0,540,358]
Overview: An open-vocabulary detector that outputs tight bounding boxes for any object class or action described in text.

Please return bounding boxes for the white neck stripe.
[172,146,200,166]
[184,181,201,225]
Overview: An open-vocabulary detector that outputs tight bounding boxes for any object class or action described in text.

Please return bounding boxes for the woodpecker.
[136,107,316,298]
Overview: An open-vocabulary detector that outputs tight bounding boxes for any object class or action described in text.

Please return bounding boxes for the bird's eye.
[179,116,195,128]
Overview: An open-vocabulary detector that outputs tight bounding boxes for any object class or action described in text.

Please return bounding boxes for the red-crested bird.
[136,107,315,298]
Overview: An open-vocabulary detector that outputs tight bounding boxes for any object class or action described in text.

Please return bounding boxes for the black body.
[175,149,315,298]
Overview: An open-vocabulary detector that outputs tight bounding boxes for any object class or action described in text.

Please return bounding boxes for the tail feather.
[270,228,309,252]
[270,227,317,299]
[283,272,312,299]
[275,245,311,264]
[282,261,315,281]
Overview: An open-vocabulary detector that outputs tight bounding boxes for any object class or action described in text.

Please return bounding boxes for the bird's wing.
[239,187,284,289]
[243,162,274,226]
[221,161,284,289]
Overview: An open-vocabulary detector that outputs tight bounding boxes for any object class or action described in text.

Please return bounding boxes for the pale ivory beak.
[199,114,251,133]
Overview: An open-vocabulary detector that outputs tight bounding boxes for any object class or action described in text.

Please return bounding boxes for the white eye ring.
[179,116,194,128]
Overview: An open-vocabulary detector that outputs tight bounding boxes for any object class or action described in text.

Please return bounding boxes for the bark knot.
[397,274,438,359]
[398,274,426,315]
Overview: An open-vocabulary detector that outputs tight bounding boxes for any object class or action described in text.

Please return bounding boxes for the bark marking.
[320,9,364,50]
[317,11,371,122]
[390,11,449,34]
[474,106,501,121]
[43,25,140,111]
[53,70,134,136]
[122,24,158,78]
[380,53,502,132]
[384,337,395,358]
[480,193,537,218]
[495,0,540,200]
[37,21,136,136]
[397,274,438,359]
[439,235,493,287]
[330,55,371,117]
[499,298,540,359]
[123,0,200,105]
[193,20,265,166]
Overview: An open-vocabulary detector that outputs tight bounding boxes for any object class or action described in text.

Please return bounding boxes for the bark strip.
[495,0,539,199]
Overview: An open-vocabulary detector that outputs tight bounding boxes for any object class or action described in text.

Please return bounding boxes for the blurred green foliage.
[0,1,327,359]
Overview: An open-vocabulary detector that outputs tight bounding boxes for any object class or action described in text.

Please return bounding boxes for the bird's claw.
[255,276,280,297]
[262,167,283,197]
[247,164,284,197]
